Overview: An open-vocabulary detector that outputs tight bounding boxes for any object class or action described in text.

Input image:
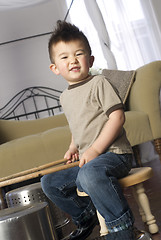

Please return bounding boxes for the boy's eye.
[76,52,83,56]
[61,56,67,59]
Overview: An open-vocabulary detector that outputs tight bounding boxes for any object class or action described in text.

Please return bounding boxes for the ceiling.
[0,0,67,44]
[0,0,50,10]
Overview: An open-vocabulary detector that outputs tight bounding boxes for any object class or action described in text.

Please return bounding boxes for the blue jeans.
[41,152,134,229]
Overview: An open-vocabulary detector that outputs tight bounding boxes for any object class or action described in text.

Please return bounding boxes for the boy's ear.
[49,64,60,75]
[90,56,95,68]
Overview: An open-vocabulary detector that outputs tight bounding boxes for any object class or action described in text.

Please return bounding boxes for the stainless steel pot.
[6,182,75,239]
[0,202,56,240]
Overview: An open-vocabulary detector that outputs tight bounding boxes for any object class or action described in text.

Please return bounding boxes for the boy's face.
[50,40,94,85]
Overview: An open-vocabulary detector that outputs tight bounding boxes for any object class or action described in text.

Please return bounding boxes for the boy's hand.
[79,146,99,168]
[64,146,79,164]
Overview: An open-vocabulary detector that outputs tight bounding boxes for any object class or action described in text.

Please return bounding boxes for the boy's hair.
[48,20,92,63]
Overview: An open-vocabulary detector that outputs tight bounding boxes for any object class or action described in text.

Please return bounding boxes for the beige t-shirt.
[60,75,132,157]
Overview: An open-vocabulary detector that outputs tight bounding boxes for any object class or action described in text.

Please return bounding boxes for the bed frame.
[0,86,63,120]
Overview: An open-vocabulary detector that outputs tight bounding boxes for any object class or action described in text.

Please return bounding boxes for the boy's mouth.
[70,66,80,72]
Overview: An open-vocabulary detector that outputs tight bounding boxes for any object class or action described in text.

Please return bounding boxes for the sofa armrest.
[129,61,161,139]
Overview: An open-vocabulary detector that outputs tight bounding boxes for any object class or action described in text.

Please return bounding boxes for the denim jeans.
[41,152,134,230]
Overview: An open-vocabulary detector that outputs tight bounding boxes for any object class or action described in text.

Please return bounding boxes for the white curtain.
[140,0,161,57]
[84,0,117,69]
[96,0,161,70]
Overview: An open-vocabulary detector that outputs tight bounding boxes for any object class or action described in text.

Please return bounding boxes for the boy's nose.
[70,56,78,64]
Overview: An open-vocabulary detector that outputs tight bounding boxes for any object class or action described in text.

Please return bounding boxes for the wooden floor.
[87,157,161,240]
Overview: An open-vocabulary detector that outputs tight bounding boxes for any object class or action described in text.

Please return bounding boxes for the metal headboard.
[0,86,63,120]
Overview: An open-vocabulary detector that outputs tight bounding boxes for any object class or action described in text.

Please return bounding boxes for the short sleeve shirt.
[60,75,132,157]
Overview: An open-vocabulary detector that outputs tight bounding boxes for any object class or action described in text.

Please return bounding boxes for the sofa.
[0,61,160,179]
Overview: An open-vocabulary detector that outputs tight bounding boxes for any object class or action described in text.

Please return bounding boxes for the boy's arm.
[79,109,125,167]
[64,136,79,164]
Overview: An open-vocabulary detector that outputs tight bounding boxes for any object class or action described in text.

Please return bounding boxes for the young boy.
[41,21,147,240]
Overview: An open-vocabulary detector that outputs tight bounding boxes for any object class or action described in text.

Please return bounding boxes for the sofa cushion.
[102,69,136,104]
[0,125,71,178]
[0,113,67,144]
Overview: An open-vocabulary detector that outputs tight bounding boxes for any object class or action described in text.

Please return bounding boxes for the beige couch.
[0,61,160,178]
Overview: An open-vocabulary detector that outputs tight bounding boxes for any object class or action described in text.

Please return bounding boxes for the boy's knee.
[77,163,98,187]
[41,174,56,194]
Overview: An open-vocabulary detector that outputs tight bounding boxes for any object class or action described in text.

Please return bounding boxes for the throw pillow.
[102,69,136,104]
